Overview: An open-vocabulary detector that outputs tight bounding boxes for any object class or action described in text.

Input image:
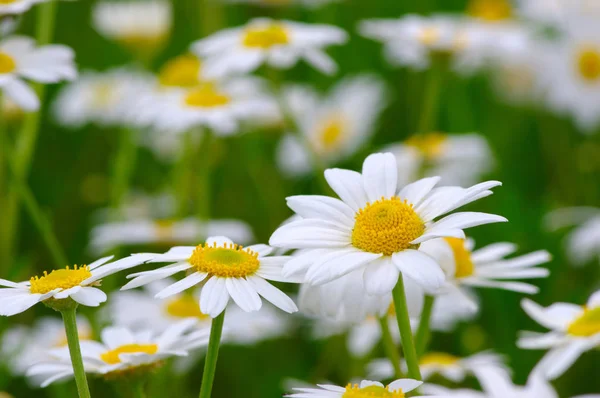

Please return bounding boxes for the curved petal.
[362,153,397,202]
[363,257,400,295]
[324,168,368,211]
[392,249,445,293]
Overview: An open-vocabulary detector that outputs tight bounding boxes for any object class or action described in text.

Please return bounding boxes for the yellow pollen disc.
[0,0,18,4]
[420,352,460,367]
[92,83,116,107]
[405,132,447,160]
[567,306,600,337]
[188,242,260,278]
[100,344,159,365]
[158,54,202,88]
[29,265,92,295]
[0,52,16,74]
[318,117,345,150]
[577,48,600,82]
[164,295,210,320]
[342,384,404,398]
[116,33,167,53]
[154,219,175,241]
[183,83,230,108]
[242,23,290,49]
[444,238,475,278]
[467,0,512,21]
[352,197,425,256]
[418,27,440,47]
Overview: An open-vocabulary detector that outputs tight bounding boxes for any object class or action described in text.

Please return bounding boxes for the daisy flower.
[269,152,506,295]
[384,133,494,187]
[222,0,342,8]
[122,236,299,317]
[191,18,348,78]
[277,75,387,177]
[518,290,600,380]
[0,35,76,111]
[92,0,172,57]
[0,0,48,15]
[545,207,600,266]
[419,384,485,398]
[368,351,505,383]
[27,320,209,386]
[286,378,441,398]
[0,254,151,316]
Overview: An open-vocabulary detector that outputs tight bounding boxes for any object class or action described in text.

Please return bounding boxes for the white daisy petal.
[246,276,298,313]
[200,277,230,317]
[71,287,107,307]
[155,272,208,299]
[324,168,369,211]
[363,257,400,295]
[392,249,445,292]
[362,152,398,201]
[225,277,262,312]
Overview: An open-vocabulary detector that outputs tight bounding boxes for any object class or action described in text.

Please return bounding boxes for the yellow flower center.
[467,0,512,21]
[242,23,290,49]
[577,47,600,82]
[164,295,210,320]
[405,132,447,160]
[318,117,345,150]
[100,344,159,365]
[567,306,600,337]
[342,384,404,398]
[188,242,260,278]
[444,237,475,278]
[29,266,92,295]
[352,197,425,256]
[420,352,460,367]
[116,33,167,53]
[0,0,18,4]
[92,83,116,107]
[154,219,175,242]
[183,83,230,108]
[0,52,16,74]
[418,27,440,47]
[158,54,202,88]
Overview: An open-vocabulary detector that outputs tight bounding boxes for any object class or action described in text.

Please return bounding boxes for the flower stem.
[417,63,443,134]
[131,381,146,398]
[110,128,138,209]
[195,129,213,221]
[378,316,403,379]
[61,307,91,398]
[198,310,226,398]
[415,295,435,357]
[392,276,422,380]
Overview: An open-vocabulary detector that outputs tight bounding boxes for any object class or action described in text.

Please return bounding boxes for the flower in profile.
[92,0,171,58]
[122,236,299,317]
[270,152,506,295]
[0,0,48,15]
[27,320,209,386]
[384,132,493,187]
[368,351,505,383]
[545,206,600,266]
[0,36,76,111]
[191,18,348,78]
[518,290,600,380]
[286,379,437,398]
[0,254,151,316]
[277,75,387,177]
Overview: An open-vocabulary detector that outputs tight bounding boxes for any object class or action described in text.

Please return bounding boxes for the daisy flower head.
[286,379,438,398]
[0,35,76,111]
[27,320,209,386]
[0,254,151,316]
[277,75,387,177]
[92,0,172,58]
[545,206,600,266]
[270,152,506,295]
[122,236,299,318]
[384,132,494,187]
[518,290,600,380]
[466,0,513,23]
[191,18,348,78]
[0,0,48,15]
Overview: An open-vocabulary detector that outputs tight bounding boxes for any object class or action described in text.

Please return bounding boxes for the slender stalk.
[110,128,138,209]
[198,310,226,398]
[131,381,146,398]
[417,63,443,134]
[61,308,91,398]
[391,276,422,380]
[415,295,435,357]
[378,316,403,379]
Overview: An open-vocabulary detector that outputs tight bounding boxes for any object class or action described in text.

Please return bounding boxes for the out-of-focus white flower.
[286,379,436,398]
[224,303,293,345]
[191,18,348,78]
[420,384,485,398]
[53,68,153,128]
[277,75,387,177]
[518,291,600,380]
[27,320,209,387]
[368,351,505,383]
[0,36,76,111]
[92,0,171,57]
[545,207,600,266]
[384,132,494,187]
[516,0,600,26]
[0,0,48,15]
[1,317,91,377]
[0,254,151,316]
[222,0,342,8]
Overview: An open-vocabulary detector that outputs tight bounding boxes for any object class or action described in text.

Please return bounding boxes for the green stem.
[195,130,213,221]
[174,131,195,217]
[417,63,443,134]
[110,128,138,209]
[392,276,422,380]
[198,310,225,398]
[61,308,91,398]
[415,295,435,357]
[131,381,146,398]
[378,317,403,379]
